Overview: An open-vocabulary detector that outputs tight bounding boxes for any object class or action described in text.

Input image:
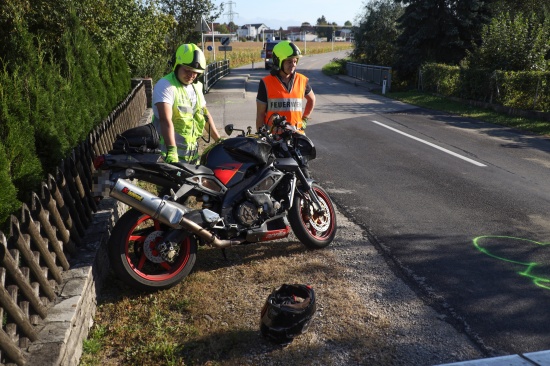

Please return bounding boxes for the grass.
[384,90,550,136]
[80,241,393,366]
[205,40,353,68]
[323,57,550,136]
[322,58,348,76]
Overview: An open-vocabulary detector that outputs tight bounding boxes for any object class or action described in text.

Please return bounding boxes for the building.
[236,23,269,39]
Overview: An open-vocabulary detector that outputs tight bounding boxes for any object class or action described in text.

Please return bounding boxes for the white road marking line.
[372,120,487,167]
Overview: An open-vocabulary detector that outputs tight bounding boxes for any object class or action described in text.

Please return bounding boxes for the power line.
[223,1,238,32]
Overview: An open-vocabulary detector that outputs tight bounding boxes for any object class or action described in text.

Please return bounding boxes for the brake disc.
[143,231,165,263]
[307,199,331,232]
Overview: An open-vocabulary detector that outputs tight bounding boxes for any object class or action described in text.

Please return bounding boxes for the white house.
[287,32,318,42]
[237,23,269,39]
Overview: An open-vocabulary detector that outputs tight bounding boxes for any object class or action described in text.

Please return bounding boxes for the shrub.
[496,71,550,111]
[0,12,130,227]
[419,63,460,96]
[419,63,550,112]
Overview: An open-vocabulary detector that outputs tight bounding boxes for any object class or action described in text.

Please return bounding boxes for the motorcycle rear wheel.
[108,208,197,291]
[289,183,337,249]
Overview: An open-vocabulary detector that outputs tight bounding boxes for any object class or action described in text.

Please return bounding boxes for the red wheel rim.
[123,214,192,282]
[301,187,336,240]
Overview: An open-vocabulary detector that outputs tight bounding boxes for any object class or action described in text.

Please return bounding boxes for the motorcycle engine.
[234,171,287,227]
[236,192,281,227]
[236,201,259,226]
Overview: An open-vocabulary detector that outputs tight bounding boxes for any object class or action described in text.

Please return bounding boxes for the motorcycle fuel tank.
[201,137,272,187]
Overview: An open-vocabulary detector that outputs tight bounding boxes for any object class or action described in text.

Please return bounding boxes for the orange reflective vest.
[263,73,308,130]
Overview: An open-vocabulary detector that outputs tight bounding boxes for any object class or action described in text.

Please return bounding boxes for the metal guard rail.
[202,59,230,93]
[346,62,392,92]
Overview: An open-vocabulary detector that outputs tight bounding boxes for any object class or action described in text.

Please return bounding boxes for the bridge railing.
[346,62,392,92]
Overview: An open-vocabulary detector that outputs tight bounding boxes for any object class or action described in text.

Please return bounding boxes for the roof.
[240,23,268,29]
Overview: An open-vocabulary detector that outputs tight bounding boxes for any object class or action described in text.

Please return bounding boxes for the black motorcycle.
[93,115,337,291]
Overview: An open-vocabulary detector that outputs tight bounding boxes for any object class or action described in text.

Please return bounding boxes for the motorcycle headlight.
[294,135,316,160]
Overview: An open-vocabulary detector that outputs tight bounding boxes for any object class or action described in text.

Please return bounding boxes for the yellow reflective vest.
[156,72,207,163]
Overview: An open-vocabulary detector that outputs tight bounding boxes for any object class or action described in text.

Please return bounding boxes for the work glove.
[301,116,309,130]
[165,145,179,163]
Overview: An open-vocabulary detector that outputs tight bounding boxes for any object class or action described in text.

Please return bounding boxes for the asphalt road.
[206,51,550,357]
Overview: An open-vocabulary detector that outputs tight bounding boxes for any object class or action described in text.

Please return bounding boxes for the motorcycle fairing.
[212,162,244,186]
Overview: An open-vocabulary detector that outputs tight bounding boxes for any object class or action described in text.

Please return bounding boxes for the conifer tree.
[394,0,491,80]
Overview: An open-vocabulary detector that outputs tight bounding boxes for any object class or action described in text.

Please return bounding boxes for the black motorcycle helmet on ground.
[260,284,316,345]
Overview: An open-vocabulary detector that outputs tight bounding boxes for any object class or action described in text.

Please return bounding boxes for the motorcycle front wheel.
[289,183,337,249]
[108,208,197,291]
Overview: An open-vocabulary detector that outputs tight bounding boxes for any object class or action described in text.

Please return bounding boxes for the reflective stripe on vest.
[163,72,207,163]
[264,73,308,130]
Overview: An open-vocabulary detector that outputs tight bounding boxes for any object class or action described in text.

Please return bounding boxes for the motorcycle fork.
[295,168,323,214]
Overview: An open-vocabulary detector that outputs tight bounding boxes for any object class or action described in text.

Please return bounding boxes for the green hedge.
[0,21,130,228]
[498,71,550,111]
[420,63,550,112]
[419,64,461,97]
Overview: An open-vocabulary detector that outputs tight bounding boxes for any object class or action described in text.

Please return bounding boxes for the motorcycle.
[92,115,337,291]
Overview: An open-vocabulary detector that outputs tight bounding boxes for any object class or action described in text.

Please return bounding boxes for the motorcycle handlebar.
[271,114,286,127]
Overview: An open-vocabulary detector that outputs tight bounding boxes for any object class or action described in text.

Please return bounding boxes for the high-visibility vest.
[263,73,308,130]
[154,72,207,163]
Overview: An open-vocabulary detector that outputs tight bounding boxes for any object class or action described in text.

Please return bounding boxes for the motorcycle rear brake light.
[93,155,106,169]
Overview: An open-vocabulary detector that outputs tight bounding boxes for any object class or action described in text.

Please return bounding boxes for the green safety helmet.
[272,41,302,70]
[173,43,206,74]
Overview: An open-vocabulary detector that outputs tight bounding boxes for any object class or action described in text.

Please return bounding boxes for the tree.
[465,11,550,71]
[0,0,174,79]
[159,0,223,54]
[76,0,174,78]
[227,21,237,33]
[352,0,403,66]
[489,0,548,18]
[216,23,230,34]
[394,0,492,80]
[316,15,336,39]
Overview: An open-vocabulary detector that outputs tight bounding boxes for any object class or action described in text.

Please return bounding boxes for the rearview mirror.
[224,124,234,136]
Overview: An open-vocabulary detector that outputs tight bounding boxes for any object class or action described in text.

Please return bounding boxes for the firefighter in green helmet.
[152,43,221,164]
[256,40,316,133]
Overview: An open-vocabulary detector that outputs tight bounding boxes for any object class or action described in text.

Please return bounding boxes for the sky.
[215,0,366,30]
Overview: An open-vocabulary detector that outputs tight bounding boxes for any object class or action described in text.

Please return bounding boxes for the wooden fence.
[0,78,150,366]
[0,57,231,364]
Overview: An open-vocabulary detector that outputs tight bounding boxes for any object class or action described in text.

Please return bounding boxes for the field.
[202,40,353,68]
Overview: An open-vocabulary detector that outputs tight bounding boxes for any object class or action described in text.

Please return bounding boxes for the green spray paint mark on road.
[473,235,550,290]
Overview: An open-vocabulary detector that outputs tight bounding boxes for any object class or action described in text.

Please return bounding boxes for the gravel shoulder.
[84,201,487,366]
[277,204,486,366]
[181,202,488,366]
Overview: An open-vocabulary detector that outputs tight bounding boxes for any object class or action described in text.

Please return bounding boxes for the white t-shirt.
[152,78,203,119]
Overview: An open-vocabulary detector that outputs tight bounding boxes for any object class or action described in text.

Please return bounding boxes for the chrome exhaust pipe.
[109,179,243,248]
[178,216,244,248]
[109,179,189,227]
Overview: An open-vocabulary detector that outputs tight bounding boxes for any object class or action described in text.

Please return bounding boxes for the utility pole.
[223,1,238,36]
